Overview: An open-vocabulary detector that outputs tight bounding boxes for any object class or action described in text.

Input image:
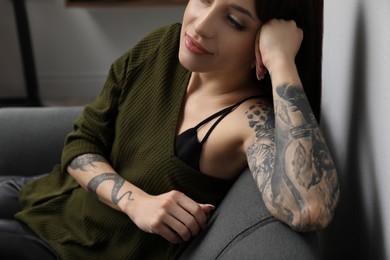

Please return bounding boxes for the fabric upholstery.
[179,169,320,260]
[0,107,82,176]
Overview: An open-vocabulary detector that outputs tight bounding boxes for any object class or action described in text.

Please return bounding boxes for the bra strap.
[199,95,262,145]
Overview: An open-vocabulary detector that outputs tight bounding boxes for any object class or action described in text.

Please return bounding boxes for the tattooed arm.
[68,154,139,212]
[247,19,340,231]
[67,154,213,243]
[246,90,339,231]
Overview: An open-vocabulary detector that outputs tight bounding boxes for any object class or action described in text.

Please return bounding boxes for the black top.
[175,95,262,171]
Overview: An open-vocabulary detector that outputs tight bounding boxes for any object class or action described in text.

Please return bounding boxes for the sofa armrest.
[0,107,83,176]
[180,169,320,259]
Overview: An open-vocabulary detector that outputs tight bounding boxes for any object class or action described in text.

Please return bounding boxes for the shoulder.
[244,97,274,130]
[236,96,275,152]
[234,96,274,129]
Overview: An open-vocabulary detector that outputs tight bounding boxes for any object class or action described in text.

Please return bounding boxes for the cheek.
[182,1,198,26]
[222,39,256,64]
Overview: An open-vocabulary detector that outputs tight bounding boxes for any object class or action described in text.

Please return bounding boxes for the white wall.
[0,0,184,102]
[320,0,390,259]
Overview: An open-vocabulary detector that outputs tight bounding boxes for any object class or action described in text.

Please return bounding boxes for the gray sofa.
[0,107,320,259]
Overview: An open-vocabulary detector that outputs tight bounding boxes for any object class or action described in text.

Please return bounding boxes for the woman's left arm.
[247,19,340,232]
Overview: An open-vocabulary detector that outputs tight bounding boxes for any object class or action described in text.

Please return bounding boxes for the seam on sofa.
[216,216,276,259]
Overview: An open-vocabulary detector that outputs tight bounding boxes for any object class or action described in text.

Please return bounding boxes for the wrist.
[266,56,301,87]
[120,189,148,220]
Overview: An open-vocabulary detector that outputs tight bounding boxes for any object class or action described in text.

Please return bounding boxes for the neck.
[187,70,258,101]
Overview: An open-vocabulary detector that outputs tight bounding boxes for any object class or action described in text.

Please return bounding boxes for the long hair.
[256,0,324,122]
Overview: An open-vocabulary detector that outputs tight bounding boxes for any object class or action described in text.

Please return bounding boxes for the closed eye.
[227,16,246,31]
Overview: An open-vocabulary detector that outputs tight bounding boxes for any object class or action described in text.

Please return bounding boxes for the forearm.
[67,154,145,214]
[68,154,213,244]
[268,60,340,231]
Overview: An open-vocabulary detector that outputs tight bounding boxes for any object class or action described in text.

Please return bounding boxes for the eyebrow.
[229,4,255,20]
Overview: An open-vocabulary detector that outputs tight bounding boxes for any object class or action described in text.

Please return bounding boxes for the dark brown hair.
[256,0,324,121]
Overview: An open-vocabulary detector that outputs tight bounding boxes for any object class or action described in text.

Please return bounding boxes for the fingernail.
[207,204,215,210]
[256,65,263,81]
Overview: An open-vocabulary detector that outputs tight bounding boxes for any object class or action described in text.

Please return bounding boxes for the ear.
[254,33,267,80]
[257,66,268,80]
[254,59,267,81]
[251,59,257,69]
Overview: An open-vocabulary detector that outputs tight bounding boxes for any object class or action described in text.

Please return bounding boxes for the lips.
[185,34,212,55]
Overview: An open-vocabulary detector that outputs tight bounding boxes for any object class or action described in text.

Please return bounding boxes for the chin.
[179,52,202,73]
[178,41,213,73]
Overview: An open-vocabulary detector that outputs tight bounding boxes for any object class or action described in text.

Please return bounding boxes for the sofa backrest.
[0,106,321,258]
[0,107,83,176]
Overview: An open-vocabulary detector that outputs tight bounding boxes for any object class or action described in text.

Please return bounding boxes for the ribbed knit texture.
[16,24,233,260]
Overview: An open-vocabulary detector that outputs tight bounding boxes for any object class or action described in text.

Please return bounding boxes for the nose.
[194,7,217,38]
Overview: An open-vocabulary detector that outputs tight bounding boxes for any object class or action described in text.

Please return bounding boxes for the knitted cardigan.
[16,23,233,260]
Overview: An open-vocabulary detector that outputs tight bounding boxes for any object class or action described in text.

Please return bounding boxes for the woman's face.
[179,0,261,74]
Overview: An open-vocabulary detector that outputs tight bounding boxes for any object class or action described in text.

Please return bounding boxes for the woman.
[1,0,339,259]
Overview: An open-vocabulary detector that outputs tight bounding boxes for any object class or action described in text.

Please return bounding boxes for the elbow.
[291,182,340,232]
[288,202,337,232]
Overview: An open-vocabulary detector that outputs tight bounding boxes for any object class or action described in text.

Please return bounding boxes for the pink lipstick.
[185,34,212,55]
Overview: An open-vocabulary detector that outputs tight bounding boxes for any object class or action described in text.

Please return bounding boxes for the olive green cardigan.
[16,23,233,260]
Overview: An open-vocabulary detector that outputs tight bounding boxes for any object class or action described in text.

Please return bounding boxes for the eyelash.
[199,0,246,31]
[227,16,246,31]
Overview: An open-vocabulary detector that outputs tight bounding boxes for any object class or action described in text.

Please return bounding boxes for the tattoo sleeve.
[245,101,275,194]
[246,85,340,231]
[87,173,133,205]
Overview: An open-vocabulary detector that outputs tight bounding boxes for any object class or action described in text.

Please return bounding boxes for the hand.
[128,190,214,244]
[255,19,303,78]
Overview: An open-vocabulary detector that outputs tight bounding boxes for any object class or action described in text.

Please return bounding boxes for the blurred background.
[321,0,390,259]
[0,0,185,106]
[1,0,389,259]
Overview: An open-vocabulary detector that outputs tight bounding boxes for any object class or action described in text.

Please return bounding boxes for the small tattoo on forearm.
[70,154,108,171]
[87,173,133,205]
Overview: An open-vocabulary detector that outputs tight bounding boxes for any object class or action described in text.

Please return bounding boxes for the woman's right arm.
[67,153,213,244]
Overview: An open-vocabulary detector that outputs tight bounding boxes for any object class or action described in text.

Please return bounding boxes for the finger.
[255,29,260,60]
[164,213,193,242]
[199,204,215,214]
[255,29,268,80]
[169,203,202,237]
[255,30,262,80]
[199,204,215,219]
[177,198,208,230]
[156,223,183,244]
